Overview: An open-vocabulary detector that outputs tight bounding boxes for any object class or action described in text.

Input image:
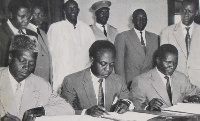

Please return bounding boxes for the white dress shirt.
[8,68,26,94]
[134,28,146,46]
[95,22,108,32]
[7,19,26,35]
[181,22,194,37]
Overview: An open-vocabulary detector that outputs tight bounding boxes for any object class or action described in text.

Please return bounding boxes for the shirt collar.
[134,27,145,34]
[181,21,194,31]
[90,69,101,82]
[7,19,26,35]
[8,67,26,94]
[95,22,107,31]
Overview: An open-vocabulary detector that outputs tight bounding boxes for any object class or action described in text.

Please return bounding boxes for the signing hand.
[147,98,164,111]
[114,100,130,114]
[22,107,45,121]
[1,113,20,121]
[86,105,109,117]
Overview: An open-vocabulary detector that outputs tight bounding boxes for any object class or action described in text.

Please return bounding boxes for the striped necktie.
[15,83,23,113]
[98,79,104,107]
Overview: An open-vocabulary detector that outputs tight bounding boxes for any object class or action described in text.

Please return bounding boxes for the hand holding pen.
[86,105,109,117]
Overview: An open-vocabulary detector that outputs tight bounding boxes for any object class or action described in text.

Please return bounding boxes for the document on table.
[35,112,158,121]
[163,103,200,114]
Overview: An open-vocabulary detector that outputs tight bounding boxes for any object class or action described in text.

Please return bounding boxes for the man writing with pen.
[130,44,200,111]
[61,40,133,117]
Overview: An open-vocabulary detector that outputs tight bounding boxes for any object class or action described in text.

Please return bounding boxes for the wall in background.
[76,0,168,35]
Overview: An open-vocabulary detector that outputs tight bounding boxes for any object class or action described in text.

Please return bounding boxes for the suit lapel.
[82,69,97,106]
[150,68,171,107]
[105,75,115,110]
[0,68,18,116]
[20,74,39,117]
[173,23,187,58]
[128,29,145,57]
[3,23,14,36]
[189,23,199,58]
[145,31,154,56]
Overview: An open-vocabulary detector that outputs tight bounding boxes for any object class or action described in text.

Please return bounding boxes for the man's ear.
[195,10,198,16]
[156,57,160,64]
[90,57,94,63]
[8,53,14,64]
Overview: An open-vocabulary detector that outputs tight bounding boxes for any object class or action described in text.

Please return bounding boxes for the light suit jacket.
[160,22,200,87]
[114,28,159,87]
[61,68,130,114]
[130,68,200,110]
[0,67,74,120]
[26,23,52,84]
[90,24,118,43]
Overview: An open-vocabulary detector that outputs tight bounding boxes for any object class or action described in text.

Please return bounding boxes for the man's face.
[64,2,79,23]
[95,7,110,25]
[91,50,115,79]
[157,53,178,76]
[9,50,37,82]
[180,2,198,26]
[11,7,31,29]
[133,11,147,31]
[31,8,45,26]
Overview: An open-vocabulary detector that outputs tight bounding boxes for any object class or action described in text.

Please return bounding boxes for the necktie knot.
[186,27,190,32]
[164,76,169,81]
[98,78,103,83]
[16,83,21,90]
[18,29,25,35]
[102,25,107,37]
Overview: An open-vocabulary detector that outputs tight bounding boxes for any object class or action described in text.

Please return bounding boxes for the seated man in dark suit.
[130,44,200,111]
[61,40,132,117]
[0,35,74,121]
[0,0,37,67]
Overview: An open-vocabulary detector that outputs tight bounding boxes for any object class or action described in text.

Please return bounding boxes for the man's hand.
[183,95,200,103]
[1,113,20,121]
[86,105,109,117]
[147,98,164,111]
[22,107,45,121]
[114,100,130,114]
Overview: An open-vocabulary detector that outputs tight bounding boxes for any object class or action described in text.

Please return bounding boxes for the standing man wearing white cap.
[47,0,95,93]
[90,0,118,44]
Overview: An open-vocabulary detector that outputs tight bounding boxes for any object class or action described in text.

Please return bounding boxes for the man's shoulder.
[108,24,117,30]
[161,23,180,32]
[28,73,49,85]
[146,30,158,37]
[49,20,67,28]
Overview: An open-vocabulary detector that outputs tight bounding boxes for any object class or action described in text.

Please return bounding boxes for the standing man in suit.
[160,0,200,87]
[61,41,132,116]
[130,44,200,111]
[115,9,159,88]
[0,35,74,121]
[90,0,118,44]
[0,0,37,67]
[47,0,95,92]
[27,4,52,84]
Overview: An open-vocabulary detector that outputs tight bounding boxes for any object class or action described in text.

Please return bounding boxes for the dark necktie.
[185,27,191,57]
[140,31,146,54]
[98,79,104,107]
[37,28,43,40]
[102,25,107,37]
[18,29,25,35]
[164,76,173,106]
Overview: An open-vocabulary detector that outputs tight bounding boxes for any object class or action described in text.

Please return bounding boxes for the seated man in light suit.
[90,0,118,44]
[130,44,200,111]
[61,40,132,117]
[0,35,74,121]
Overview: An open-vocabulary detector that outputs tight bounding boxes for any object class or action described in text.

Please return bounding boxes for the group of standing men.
[1,0,200,120]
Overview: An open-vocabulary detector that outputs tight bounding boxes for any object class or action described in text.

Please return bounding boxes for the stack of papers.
[163,103,200,114]
[36,112,158,121]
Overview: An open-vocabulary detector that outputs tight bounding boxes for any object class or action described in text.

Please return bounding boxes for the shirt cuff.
[81,109,87,115]
[122,99,135,110]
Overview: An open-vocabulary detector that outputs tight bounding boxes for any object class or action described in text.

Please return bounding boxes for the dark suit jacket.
[61,68,130,114]
[130,68,200,110]
[27,24,52,83]
[0,22,37,67]
[114,28,159,87]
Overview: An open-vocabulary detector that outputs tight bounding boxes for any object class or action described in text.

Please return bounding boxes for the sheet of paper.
[104,112,158,121]
[163,103,200,114]
[36,112,158,121]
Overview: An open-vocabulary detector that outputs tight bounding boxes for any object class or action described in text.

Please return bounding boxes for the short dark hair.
[89,40,116,59]
[132,9,147,22]
[8,0,31,14]
[155,44,178,59]
[32,4,47,15]
[182,0,198,10]
[63,0,78,10]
